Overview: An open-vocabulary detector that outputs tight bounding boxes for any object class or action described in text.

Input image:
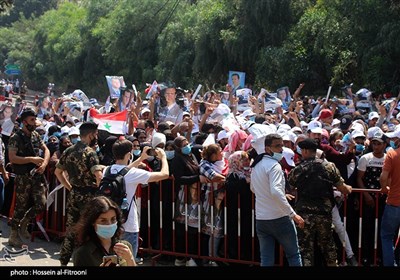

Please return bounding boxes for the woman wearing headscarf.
[171,135,200,266]
[225,151,253,262]
[100,136,118,166]
[223,130,248,159]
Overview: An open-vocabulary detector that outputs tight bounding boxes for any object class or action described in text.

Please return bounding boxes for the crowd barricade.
[139,179,262,266]
[2,169,391,267]
[31,168,67,241]
[341,188,385,266]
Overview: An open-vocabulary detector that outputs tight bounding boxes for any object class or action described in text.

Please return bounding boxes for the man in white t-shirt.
[106,139,169,263]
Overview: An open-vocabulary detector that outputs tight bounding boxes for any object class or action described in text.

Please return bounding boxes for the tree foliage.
[0,0,57,26]
[0,0,13,13]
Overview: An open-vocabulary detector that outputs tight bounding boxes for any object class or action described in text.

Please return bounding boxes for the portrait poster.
[105,76,126,99]
[336,99,355,114]
[228,71,245,89]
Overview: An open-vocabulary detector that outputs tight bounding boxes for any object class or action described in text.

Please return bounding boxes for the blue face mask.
[272,152,283,162]
[355,144,365,152]
[147,156,155,162]
[53,132,61,138]
[249,116,256,122]
[96,222,118,239]
[390,140,397,149]
[132,149,141,157]
[296,145,302,155]
[165,150,175,160]
[71,137,80,144]
[181,144,192,155]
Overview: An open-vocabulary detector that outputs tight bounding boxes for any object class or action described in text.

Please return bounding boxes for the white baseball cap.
[386,130,400,139]
[307,120,322,134]
[332,118,341,126]
[216,130,229,142]
[282,147,295,167]
[282,131,298,144]
[140,108,151,116]
[241,109,256,119]
[367,127,383,139]
[60,126,71,135]
[368,111,379,121]
[68,126,80,136]
[290,126,302,134]
[351,130,365,139]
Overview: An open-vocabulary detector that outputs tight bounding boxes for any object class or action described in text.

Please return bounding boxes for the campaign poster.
[228,71,245,90]
[105,76,126,99]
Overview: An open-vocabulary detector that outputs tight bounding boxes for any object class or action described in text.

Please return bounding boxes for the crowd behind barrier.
[2,76,400,268]
[1,168,395,267]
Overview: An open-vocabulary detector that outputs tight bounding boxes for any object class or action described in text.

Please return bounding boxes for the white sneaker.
[208,261,218,267]
[186,258,198,266]
[174,258,186,266]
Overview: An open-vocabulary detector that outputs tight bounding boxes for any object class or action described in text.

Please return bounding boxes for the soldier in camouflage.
[55,121,103,266]
[288,138,352,266]
[8,108,50,248]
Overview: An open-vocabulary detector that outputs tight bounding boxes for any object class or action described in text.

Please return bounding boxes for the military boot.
[19,217,31,239]
[8,228,23,248]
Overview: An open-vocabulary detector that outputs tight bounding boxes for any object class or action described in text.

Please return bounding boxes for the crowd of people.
[1,80,400,267]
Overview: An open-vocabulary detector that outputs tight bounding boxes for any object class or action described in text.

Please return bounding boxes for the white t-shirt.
[357,152,386,189]
[106,164,151,233]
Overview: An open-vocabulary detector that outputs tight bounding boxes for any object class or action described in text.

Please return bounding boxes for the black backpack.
[97,166,130,206]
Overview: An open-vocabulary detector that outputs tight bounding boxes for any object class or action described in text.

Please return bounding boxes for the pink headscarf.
[225,130,248,153]
[242,134,253,151]
[227,151,251,181]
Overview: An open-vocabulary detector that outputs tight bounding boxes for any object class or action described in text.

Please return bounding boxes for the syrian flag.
[89,108,127,135]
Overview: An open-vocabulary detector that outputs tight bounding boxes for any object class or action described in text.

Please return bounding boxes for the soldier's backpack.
[97,166,130,207]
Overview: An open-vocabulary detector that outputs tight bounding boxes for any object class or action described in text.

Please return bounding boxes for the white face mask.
[296,145,302,155]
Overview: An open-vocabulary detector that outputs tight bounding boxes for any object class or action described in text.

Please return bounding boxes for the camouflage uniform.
[56,141,102,265]
[288,158,344,266]
[8,129,47,230]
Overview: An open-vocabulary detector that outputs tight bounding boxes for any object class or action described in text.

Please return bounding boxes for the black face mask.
[47,142,59,155]
[89,136,97,147]
[25,123,36,132]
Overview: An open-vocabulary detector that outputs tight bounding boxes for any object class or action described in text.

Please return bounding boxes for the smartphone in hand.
[103,255,118,266]
[146,148,156,156]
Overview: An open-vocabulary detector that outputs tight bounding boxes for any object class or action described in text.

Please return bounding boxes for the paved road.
[0,217,174,267]
[0,217,66,267]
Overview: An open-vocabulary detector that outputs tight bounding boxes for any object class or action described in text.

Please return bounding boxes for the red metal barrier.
[337,188,387,266]
[4,169,389,267]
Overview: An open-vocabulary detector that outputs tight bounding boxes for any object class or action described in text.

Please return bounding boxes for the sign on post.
[5,64,20,70]
[4,69,21,75]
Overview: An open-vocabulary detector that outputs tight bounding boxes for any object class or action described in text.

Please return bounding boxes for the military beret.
[20,108,37,121]
[298,138,318,150]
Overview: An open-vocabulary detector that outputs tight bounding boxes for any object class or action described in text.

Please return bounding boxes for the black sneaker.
[346,256,358,266]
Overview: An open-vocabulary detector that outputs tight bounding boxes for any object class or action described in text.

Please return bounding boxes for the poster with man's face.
[106,76,126,99]
[228,71,245,89]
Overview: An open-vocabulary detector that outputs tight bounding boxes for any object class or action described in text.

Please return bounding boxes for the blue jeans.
[123,231,139,260]
[256,216,302,266]
[380,204,400,266]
